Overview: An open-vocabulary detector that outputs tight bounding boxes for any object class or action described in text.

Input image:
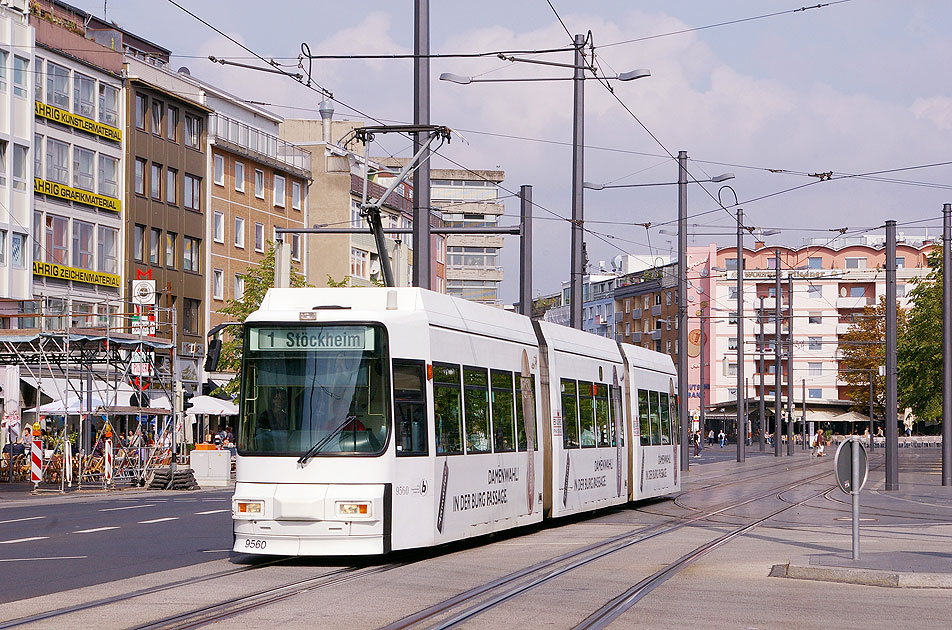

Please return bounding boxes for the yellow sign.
[33,261,121,288]
[34,101,122,143]
[34,178,121,213]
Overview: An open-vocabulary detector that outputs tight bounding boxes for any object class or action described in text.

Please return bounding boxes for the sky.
[71,0,952,302]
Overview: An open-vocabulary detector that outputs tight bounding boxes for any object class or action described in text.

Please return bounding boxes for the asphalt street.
[0,489,233,603]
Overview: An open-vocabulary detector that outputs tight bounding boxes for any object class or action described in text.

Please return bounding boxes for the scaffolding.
[0,294,180,489]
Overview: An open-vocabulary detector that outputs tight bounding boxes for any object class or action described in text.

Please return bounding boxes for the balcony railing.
[209,113,311,176]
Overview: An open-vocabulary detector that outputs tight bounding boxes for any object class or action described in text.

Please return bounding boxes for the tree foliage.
[839,296,906,417]
[898,250,944,421]
[215,244,307,395]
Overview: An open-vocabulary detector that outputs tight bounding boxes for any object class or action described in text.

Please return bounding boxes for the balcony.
[631,307,642,320]
[836,296,871,309]
[651,304,662,316]
[631,332,642,343]
[209,113,311,179]
[650,330,662,341]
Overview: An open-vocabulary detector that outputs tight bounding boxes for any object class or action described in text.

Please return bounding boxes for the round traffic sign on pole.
[834,437,869,493]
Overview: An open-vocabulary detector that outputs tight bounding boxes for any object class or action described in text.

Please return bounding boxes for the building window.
[183,174,201,210]
[183,236,201,272]
[165,232,176,268]
[212,269,223,299]
[254,169,264,198]
[896,257,905,269]
[150,228,161,264]
[234,217,245,248]
[808,362,822,376]
[808,257,823,269]
[99,84,119,127]
[133,224,145,261]
[97,226,118,274]
[13,57,28,98]
[135,93,147,130]
[291,234,301,261]
[166,106,178,141]
[0,51,6,92]
[845,257,867,269]
[166,168,178,204]
[73,73,95,118]
[46,139,69,184]
[728,286,738,300]
[72,220,94,268]
[45,215,68,264]
[809,388,822,399]
[11,233,26,267]
[254,222,264,252]
[9,144,25,191]
[897,284,906,298]
[0,230,5,265]
[808,285,822,299]
[149,228,162,265]
[808,337,822,350]
[292,181,302,210]
[150,163,162,199]
[183,299,200,334]
[728,312,738,325]
[351,248,368,279]
[185,114,202,148]
[849,286,865,298]
[768,257,779,270]
[134,158,146,195]
[234,275,245,301]
[98,155,119,198]
[273,174,286,207]
[213,154,224,186]
[213,212,224,243]
[72,147,95,191]
[725,258,738,270]
[235,161,245,192]
[728,337,738,350]
[151,100,163,134]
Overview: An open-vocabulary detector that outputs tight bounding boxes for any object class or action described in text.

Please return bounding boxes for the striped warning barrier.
[104,438,113,485]
[30,439,42,486]
[65,441,73,486]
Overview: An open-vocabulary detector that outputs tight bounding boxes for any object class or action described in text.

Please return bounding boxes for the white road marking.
[74,527,119,534]
[202,549,232,553]
[0,516,46,525]
[138,517,179,524]
[100,504,155,512]
[195,509,229,515]
[0,555,87,562]
[0,537,49,544]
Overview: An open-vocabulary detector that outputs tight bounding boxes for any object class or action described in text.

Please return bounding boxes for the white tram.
[232,288,679,555]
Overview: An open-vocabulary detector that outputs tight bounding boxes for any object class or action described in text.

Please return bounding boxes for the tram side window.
[515,373,538,451]
[491,370,516,453]
[609,385,624,447]
[579,381,596,447]
[638,390,651,446]
[434,363,463,455]
[668,389,679,446]
[561,379,580,449]
[393,359,427,456]
[595,383,610,447]
[651,391,663,445]
[463,367,491,454]
[659,392,672,445]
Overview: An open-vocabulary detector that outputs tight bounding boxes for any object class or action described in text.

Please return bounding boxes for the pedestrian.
[708,429,715,447]
[693,431,701,457]
[815,429,826,457]
[718,430,725,448]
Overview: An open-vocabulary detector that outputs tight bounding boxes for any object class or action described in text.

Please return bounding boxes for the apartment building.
[281,116,415,287]
[687,238,937,420]
[177,76,311,333]
[0,0,32,304]
[613,263,680,357]
[432,169,504,303]
[30,5,124,328]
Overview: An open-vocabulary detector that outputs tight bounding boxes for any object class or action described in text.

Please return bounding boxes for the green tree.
[839,296,906,418]
[898,250,944,422]
[215,244,307,395]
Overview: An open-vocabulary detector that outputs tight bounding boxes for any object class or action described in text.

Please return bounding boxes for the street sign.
[834,438,869,493]
[132,280,156,305]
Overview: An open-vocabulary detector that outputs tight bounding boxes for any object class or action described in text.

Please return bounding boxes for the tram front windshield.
[238,324,389,456]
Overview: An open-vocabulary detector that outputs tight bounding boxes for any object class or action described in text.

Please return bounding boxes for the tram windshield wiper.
[297,415,359,465]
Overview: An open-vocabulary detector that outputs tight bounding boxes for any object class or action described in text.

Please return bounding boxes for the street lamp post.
[787,273,795,456]
[775,248,783,457]
[759,296,766,451]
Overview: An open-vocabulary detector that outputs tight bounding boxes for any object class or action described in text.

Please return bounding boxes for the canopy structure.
[186,395,238,416]
[21,376,172,413]
[833,410,872,423]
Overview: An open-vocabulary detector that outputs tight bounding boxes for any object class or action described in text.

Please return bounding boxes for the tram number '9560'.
[244,538,267,550]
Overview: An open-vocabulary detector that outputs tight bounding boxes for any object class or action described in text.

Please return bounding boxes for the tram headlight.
[236,500,263,515]
[336,501,372,517]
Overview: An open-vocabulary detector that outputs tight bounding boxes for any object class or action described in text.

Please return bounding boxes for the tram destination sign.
[251,326,373,352]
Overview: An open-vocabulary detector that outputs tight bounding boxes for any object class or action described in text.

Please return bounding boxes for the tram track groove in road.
[382,466,835,630]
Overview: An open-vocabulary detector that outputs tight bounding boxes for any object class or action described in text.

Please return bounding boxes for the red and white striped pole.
[30,438,42,488]
[65,441,73,487]
[104,438,113,486]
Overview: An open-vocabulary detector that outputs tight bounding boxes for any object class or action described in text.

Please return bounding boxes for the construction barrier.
[30,439,42,486]
[65,441,73,486]
[104,438,113,485]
